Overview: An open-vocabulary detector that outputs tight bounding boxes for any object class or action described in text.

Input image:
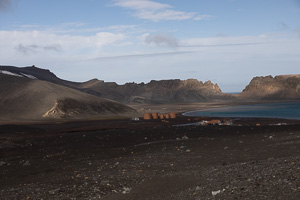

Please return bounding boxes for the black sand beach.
[1,115,300,199]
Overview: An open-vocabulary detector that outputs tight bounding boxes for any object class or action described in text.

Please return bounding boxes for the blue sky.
[1,0,300,92]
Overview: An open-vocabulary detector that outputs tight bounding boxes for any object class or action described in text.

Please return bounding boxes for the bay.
[184,102,300,120]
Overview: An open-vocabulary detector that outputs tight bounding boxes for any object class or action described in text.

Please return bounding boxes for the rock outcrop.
[240,75,300,100]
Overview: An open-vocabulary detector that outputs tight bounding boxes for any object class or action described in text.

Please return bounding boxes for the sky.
[0,0,300,92]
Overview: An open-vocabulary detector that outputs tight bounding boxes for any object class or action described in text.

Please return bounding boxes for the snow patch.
[20,73,37,79]
[0,70,23,77]
[0,70,38,80]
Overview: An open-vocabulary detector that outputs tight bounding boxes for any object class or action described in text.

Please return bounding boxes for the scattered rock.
[212,189,225,196]
[182,136,189,140]
[122,187,131,194]
[0,161,7,166]
[49,188,62,195]
[23,160,30,166]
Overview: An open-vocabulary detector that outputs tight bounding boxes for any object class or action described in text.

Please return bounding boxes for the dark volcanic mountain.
[0,73,137,121]
[0,65,233,104]
[240,75,300,100]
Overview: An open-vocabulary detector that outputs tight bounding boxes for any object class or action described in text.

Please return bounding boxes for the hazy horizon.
[1,0,300,92]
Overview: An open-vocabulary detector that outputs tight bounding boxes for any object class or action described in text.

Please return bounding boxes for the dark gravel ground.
[0,117,300,199]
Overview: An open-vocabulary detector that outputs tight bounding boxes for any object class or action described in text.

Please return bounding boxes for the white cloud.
[107,24,138,33]
[111,0,212,22]
[111,0,171,10]
[61,22,86,27]
[135,9,195,21]
[90,51,194,60]
[0,30,127,70]
[180,35,273,47]
[194,14,212,21]
[0,30,126,55]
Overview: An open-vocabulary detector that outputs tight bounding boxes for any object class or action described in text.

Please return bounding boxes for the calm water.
[184,102,300,120]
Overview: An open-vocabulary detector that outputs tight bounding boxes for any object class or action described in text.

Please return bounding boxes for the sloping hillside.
[0,74,137,121]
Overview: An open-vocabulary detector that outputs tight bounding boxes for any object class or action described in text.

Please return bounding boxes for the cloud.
[61,22,86,27]
[111,0,171,10]
[107,24,137,32]
[194,14,212,20]
[180,35,273,47]
[135,9,196,21]
[43,44,63,52]
[0,0,11,11]
[0,30,126,58]
[111,0,212,22]
[90,51,194,60]
[15,44,63,54]
[15,44,37,54]
[180,42,266,48]
[145,33,179,48]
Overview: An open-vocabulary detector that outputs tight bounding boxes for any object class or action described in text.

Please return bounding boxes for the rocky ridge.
[84,78,233,104]
[241,75,300,100]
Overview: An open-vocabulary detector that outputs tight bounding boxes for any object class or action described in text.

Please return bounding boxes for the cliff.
[80,78,233,104]
[240,75,300,100]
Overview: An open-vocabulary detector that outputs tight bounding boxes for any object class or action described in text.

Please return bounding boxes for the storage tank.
[169,112,177,119]
[159,114,164,119]
[152,113,158,119]
[143,113,152,120]
[164,114,170,119]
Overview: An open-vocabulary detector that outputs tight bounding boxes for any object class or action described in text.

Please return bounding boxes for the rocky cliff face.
[240,75,300,100]
[81,78,233,104]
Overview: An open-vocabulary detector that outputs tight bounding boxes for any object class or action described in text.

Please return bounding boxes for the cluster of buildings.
[195,119,233,126]
[142,112,177,120]
[133,113,233,126]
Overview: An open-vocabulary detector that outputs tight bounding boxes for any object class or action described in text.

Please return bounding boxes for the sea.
[184,102,300,120]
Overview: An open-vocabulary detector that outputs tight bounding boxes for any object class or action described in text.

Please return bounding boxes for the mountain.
[81,79,234,104]
[0,65,234,104]
[0,65,104,96]
[0,73,137,121]
[240,75,300,100]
